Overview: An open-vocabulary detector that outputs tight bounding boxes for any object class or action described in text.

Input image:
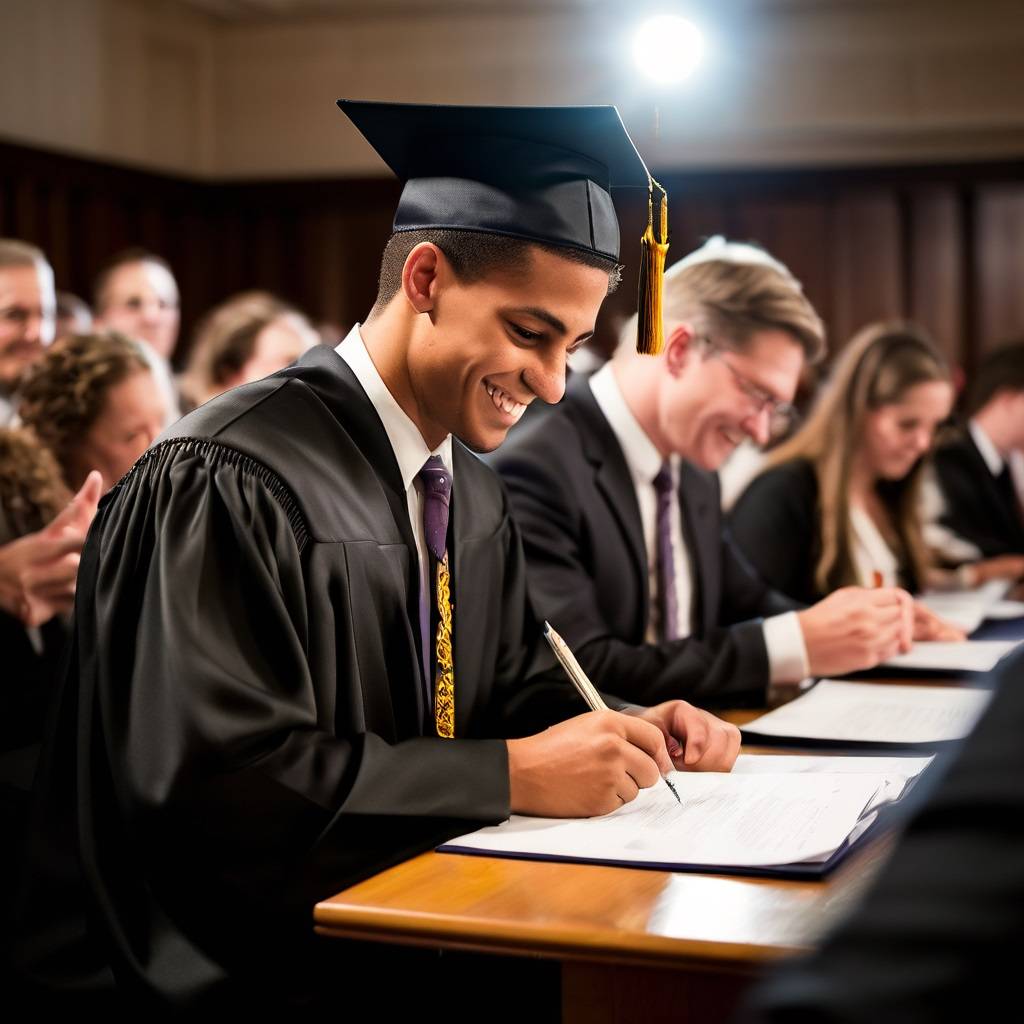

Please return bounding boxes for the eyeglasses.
[698,338,799,437]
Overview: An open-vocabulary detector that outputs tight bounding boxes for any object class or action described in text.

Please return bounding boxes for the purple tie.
[418,455,452,561]
[653,461,679,642]
[416,456,453,723]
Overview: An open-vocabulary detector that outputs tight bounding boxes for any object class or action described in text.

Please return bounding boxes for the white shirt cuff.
[763,611,810,684]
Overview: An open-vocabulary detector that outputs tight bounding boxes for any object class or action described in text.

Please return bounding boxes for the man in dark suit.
[741,644,1024,1023]
[931,341,1024,579]
[495,238,946,708]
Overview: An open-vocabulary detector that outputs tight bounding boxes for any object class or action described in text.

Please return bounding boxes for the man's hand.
[507,710,674,818]
[798,586,914,677]
[911,601,967,642]
[0,471,102,626]
[623,701,740,773]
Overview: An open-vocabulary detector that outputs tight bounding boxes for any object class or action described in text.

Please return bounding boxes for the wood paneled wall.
[2,140,1022,382]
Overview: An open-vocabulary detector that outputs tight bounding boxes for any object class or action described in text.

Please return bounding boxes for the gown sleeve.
[70,441,511,982]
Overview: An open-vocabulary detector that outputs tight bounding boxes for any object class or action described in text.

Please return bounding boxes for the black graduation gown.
[13,346,584,1008]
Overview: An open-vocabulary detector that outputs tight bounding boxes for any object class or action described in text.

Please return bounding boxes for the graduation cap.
[337,100,670,355]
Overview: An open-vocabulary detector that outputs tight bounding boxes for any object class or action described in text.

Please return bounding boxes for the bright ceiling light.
[632,14,705,86]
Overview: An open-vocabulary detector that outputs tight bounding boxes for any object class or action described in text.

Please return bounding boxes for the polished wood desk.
[312,700,929,1022]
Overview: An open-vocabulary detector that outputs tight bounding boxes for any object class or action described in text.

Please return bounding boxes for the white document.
[918,579,1010,633]
[986,600,1024,620]
[733,754,933,810]
[882,639,1020,672]
[445,772,889,868]
[743,679,992,744]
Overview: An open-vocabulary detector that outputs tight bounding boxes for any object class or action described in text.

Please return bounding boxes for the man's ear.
[664,323,696,377]
[401,243,444,314]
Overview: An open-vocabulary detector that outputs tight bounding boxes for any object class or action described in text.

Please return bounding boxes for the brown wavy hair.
[0,427,70,544]
[763,321,949,594]
[17,332,150,486]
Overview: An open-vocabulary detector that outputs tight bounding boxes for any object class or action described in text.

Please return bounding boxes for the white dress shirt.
[849,504,902,588]
[336,324,453,689]
[589,363,808,683]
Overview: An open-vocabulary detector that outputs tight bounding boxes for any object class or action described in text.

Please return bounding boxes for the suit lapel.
[965,432,1022,539]
[566,377,649,629]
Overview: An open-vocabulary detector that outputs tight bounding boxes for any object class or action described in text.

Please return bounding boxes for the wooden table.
[314,706,903,1022]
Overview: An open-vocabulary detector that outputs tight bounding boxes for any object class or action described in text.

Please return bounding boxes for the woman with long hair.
[730,322,955,604]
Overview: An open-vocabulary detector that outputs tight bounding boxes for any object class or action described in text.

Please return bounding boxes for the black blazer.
[933,428,1024,558]
[742,646,1024,1023]
[729,458,921,604]
[492,375,799,708]
[728,459,825,605]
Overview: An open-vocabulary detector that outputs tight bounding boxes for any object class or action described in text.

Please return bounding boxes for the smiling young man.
[494,238,928,709]
[15,103,738,1010]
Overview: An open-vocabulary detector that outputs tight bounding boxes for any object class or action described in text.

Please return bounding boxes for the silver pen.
[543,621,681,805]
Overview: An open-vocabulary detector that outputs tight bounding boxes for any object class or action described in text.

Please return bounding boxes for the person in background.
[0,430,70,921]
[924,340,1024,587]
[0,239,55,428]
[54,292,93,340]
[730,322,1010,604]
[494,241,955,714]
[0,244,100,627]
[18,333,166,492]
[179,291,317,412]
[92,248,181,424]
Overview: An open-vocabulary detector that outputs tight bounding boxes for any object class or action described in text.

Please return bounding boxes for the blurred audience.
[180,290,316,412]
[18,332,166,492]
[54,291,93,339]
[0,240,56,427]
[92,249,182,424]
[0,431,100,929]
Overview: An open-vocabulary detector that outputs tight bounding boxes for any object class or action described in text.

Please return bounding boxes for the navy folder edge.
[437,785,913,882]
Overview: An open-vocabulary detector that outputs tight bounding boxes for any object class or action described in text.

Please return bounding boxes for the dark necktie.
[995,464,1023,526]
[653,461,679,642]
[417,455,455,738]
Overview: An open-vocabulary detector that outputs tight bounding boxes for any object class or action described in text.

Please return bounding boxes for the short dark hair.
[92,248,177,313]
[968,340,1024,414]
[370,229,622,317]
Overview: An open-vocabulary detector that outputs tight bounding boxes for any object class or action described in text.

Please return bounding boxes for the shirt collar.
[589,361,674,485]
[336,323,453,491]
[969,418,1004,477]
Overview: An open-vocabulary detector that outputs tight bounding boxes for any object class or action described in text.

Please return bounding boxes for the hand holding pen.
[543,621,682,805]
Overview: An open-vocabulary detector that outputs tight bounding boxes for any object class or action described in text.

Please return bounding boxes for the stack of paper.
[732,753,932,811]
[918,579,1010,633]
[442,767,911,877]
[881,639,1020,673]
[742,679,992,746]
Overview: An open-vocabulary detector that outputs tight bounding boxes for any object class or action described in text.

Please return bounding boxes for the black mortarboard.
[337,100,670,355]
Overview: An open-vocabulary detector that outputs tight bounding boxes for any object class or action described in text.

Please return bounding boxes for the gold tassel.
[636,177,669,355]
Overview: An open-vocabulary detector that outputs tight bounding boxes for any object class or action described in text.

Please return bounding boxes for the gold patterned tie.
[418,456,455,738]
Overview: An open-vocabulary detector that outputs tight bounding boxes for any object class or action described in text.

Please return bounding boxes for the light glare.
[632,14,705,85]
